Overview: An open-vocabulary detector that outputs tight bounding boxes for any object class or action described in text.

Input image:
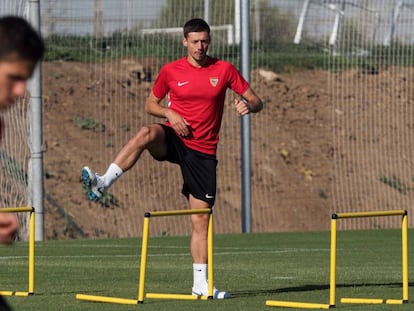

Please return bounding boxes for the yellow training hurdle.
[0,207,35,297]
[266,209,408,309]
[333,210,408,305]
[76,208,214,305]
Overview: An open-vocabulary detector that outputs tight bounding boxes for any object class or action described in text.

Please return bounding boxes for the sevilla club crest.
[209,77,219,87]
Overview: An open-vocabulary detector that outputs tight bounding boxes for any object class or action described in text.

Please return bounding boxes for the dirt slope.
[42,61,413,239]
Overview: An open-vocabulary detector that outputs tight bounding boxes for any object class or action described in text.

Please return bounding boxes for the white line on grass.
[47,244,187,249]
[40,244,331,251]
[68,244,134,248]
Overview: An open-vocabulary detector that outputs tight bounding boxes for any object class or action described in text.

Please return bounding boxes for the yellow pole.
[329,218,336,307]
[148,208,211,217]
[29,210,35,294]
[76,294,138,304]
[340,298,384,304]
[265,300,331,309]
[0,207,33,213]
[207,212,214,299]
[138,216,150,303]
[334,210,406,219]
[340,298,403,304]
[146,293,208,300]
[0,291,30,296]
[402,213,408,301]
[386,299,405,304]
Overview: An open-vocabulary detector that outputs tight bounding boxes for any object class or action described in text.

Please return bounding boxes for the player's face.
[183,31,210,66]
[0,58,35,110]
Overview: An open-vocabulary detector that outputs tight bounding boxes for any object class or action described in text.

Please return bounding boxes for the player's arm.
[145,91,190,136]
[234,87,263,115]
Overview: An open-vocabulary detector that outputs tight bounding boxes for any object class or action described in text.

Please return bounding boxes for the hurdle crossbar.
[0,207,35,296]
[144,208,211,218]
[332,210,408,305]
[332,209,407,219]
[0,207,34,213]
[76,208,214,305]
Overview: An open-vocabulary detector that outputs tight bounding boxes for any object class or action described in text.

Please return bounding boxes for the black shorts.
[153,124,218,206]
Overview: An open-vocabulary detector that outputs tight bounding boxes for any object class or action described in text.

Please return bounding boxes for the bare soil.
[41,60,413,239]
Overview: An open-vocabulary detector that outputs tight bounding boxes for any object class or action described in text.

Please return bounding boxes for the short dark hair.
[183,18,210,38]
[0,16,45,62]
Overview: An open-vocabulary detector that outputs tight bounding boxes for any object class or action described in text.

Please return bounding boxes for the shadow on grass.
[231,282,414,298]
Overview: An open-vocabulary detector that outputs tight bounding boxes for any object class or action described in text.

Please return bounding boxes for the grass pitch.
[1,229,413,311]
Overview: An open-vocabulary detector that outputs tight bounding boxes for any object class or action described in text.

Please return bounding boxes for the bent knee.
[134,125,158,146]
[138,125,151,138]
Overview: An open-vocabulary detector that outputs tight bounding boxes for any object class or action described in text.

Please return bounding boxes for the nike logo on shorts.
[205,194,214,199]
[177,81,190,87]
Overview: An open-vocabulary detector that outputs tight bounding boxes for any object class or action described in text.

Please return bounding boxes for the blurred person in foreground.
[0,16,45,245]
[81,18,263,298]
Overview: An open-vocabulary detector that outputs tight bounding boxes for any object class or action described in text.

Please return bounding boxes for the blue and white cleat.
[192,286,231,299]
[80,166,106,201]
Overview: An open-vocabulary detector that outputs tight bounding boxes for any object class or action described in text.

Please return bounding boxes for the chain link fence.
[1,0,413,238]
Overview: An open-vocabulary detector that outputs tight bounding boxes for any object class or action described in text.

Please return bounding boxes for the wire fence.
[1,0,413,238]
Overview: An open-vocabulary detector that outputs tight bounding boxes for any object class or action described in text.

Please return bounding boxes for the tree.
[252,0,297,45]
[154,0,234,28]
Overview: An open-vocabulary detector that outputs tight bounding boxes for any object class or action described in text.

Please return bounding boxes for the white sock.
[193,263,208,289]
[102,163,123,188]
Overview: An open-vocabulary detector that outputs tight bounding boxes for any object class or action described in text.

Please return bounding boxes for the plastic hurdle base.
[0,207,35,297]
[340,298,407,305]
[0,291,33,297]
[76,208,214,305]
[266,300,334,309]
[76,293,211,305]
[145,293,210,301]
[76,294,138,305]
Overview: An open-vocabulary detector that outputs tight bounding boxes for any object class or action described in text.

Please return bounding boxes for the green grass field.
[1,229,413,311]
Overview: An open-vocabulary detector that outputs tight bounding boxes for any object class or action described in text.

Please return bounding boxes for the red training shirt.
[152,56,249,155]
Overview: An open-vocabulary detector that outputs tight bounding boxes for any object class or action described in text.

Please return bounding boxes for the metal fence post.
[240,0,251,233]
[28,0,44,241]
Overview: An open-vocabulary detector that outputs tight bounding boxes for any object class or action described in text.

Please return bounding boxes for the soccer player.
[81,18,263,298]
[0,16,44,245]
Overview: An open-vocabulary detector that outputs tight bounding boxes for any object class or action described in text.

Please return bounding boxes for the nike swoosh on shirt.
[205,194,214,199]
[177,81,190,87]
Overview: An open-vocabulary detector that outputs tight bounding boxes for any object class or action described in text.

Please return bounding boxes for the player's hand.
[0,213,18,245]
[234,98,250,116]
[165,109,190,137]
